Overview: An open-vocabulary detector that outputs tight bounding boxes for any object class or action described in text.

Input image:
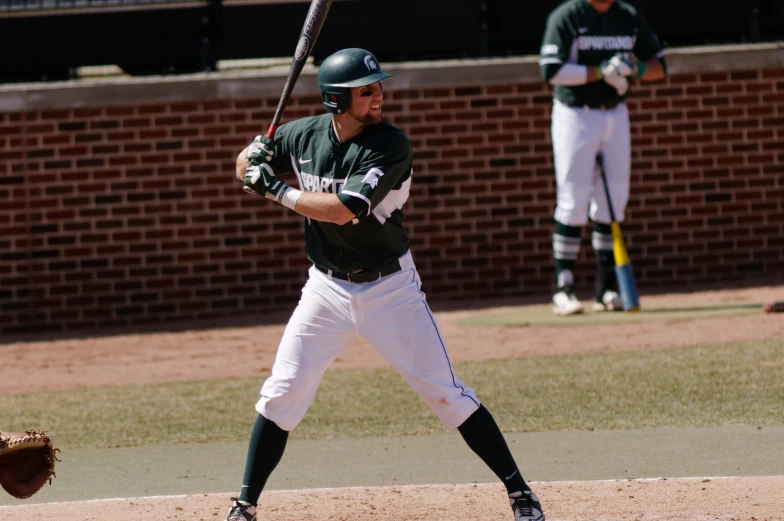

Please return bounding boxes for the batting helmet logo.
[364,55,379,71]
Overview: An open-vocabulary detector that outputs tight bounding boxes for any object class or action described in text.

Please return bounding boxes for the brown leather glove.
[0,430,60,499]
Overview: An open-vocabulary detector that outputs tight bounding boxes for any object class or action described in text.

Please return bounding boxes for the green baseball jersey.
[539,0,665,107]
[266,113,413,272]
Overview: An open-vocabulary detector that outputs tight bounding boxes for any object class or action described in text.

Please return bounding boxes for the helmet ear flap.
[321,87,351,114]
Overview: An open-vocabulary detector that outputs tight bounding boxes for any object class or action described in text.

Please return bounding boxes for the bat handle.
[266,125,278,140]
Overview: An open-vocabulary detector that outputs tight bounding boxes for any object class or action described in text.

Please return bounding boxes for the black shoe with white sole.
[509,490,545,521]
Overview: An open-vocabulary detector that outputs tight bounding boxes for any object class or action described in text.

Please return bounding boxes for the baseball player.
[225,48,545,521]
[539,0,666,315]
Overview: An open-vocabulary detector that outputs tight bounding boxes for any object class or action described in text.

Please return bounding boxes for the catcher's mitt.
[0,430,60,499]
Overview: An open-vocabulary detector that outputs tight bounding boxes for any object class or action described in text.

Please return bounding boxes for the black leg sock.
[238,414,289,506]
[458,404,529,495]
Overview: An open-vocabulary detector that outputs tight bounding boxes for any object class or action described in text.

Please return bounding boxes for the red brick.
[641,100,669,110]
[187,114,216,125]
[745,82,773,93]
[501,97,532,106]
[699,72,728,82]
[716,84,743,94]
[516,83,546,94]
[672,98,699,108]
[106,106,135,116]
[170,102,200,113]
[730,70,759,81]
[686,86,713,96]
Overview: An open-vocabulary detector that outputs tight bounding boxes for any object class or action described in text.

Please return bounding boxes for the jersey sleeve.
[539,9,574,82]
[337,133,413,218]
[633,11,666,63]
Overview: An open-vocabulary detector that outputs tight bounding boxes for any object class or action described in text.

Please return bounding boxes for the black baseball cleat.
[225,497,257,521]
[509,490,545,521]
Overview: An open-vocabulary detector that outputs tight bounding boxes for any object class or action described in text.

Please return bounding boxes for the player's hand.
[599,60,629,95]
[246,135,275,166]
[243,163,274,195]
[243,163,290,201]
[603,55,638,77]
[602,73,629,95]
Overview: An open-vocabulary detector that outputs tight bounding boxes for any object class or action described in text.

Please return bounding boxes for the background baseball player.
[225,48,545,521]
[539,0,667,315]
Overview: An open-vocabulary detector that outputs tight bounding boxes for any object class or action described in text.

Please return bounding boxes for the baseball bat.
[597,153,640,312]
[266,0,333,140]
[242,0,332,195]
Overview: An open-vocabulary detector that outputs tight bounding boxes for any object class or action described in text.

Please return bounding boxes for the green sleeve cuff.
[636,61,647,78]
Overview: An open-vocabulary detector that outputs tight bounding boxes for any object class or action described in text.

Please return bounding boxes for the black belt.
[315,260,402,283]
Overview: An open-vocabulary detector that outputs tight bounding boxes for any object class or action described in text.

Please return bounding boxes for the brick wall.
[1,48,783,335]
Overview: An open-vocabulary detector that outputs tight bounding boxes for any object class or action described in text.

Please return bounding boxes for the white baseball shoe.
[552,286,583,316]
[509,490,545,521]
[592,290,623,311]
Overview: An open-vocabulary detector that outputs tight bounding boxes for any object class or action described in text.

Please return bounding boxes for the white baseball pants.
[256,251,480,432]
[551,99,631,226]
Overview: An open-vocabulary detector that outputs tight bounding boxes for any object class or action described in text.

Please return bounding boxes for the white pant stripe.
[592,232,614,251]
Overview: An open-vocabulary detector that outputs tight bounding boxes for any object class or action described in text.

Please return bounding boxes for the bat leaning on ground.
[597,153,640,312]
[242,0,333,194]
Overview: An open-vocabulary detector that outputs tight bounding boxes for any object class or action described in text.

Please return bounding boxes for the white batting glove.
[246,135,275,166]
[603,55,638,77]
[603,72,629,95]
[599,60,629,96]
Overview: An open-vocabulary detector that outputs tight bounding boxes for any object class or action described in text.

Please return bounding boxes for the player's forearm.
[290,191,356,225]
[639,58,665,81]
[546,63,603,85]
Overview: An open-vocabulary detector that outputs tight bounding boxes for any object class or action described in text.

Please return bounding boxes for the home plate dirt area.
[4,477,784,520]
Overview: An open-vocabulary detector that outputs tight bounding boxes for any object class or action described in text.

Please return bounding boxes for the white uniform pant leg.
[256,266,356,431]
[355,252,480,431]
[552,100,603,227]
[591,103,631,224]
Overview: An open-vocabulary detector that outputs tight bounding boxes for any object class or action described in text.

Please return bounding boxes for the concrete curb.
[0,42,782,112]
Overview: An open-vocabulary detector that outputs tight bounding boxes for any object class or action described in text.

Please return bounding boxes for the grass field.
[2,338,782,449]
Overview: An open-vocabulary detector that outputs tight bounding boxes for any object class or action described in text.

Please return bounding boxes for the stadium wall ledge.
[0,42,783,112]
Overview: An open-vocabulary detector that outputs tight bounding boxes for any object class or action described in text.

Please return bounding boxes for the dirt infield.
[3,477,783,521]
[2,285,783,395]
[1,284,783,520]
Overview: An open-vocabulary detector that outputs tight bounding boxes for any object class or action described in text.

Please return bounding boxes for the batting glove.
[599,60,629,96]
[604,55,638,77]
[246,135,275,166]
[243,163,291,202]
